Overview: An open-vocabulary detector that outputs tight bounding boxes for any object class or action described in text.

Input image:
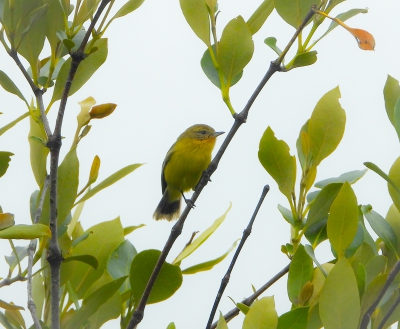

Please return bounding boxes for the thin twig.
[377,290,400,329]
[211,264,290,328]
[0,274,26,288]
[126,6,316,328]
[206,185,270,329]
[360,260,400,329]
[27,176,50,329]
[45,2,111,329]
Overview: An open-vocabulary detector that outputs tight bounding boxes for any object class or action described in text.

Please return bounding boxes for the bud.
[89,103,117,119]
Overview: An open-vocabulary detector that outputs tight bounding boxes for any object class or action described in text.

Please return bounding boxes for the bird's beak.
[214,131,225,137]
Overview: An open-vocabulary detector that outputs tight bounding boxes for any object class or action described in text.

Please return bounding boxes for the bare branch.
[211,264,290,328]
[0,274,26,288]
[377,290,400,329]
[206,185,269,329]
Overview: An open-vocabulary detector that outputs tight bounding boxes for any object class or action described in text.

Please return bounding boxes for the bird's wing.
[161,144,175,194]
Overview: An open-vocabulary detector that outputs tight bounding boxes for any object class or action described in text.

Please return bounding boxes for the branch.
[126,6,315,328]
[0,274,26,288]
[206,185,270,329]
[45,2,112,329]
[360,260,400,329]
[27,176,50,329]
[211,264,290,328]
[377,290,400,329]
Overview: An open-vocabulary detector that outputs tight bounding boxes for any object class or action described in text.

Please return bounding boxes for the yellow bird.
[153,124,224,221]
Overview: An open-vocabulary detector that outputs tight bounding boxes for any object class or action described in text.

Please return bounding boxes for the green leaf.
[344,222,364,258]
[166,323,176,329]
[218,16,254,85]
[124,224,145,236]
[130,249,182,305]
[247,0,274,35]
[179,0,210,46]
[29,116,49,187]
[63,255,99,270]
[327,182,359,257]
[60,217,124,298]
[0,213,15,230]
[112,0,145,20]
[5,245,28,273]
[287,244,313,305]
[32,274,44,321]
[304,244,327,277]
[258,127,296,200]
[43,0,64,51]
[314,169,368,188]
[364,255,387,286]
[312,9,368,48]
[0,71,27,104]
[264,37,282,57]
[0,224,51,239]
[200,46,243,89]
[394,98,400,142]
[296,121,310,169]
[306,183,342,230]
[291,51,317,69]
[216,312,229,329]
[173,204,231,264]
[0,152,13,178]
[319,258,360,329]
[182,239,239,274]
[237,302,250,315]
[0,300,24,311]
[243,296,278,329]
[57,147,79,226]
[75,163,142,204]
[273,0,317,28]
[107,240,137,293]
[308,87,346,166]
[75,0,100,26]
[277,306,309,329]
[384,75,400,126]
[385,204,400,250]
[0,112,30,137]
[278,204,295,226]
[64,276,127,329]
[51,38,108,104]
[361,205,398,257]
[388,157,400,212]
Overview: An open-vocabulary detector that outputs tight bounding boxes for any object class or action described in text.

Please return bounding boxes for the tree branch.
[0,274,26,288]
[126,7,315,328]
[45,2,111,329]
[211,264,290,328]
[206,185,270,329]
[377,290,400,329]
[360,260,400,329]
[27,176,50,329]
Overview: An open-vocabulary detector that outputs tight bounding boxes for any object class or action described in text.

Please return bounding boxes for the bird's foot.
[181,192,196,209]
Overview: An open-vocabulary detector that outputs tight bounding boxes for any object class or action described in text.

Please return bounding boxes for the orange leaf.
[346,28,375,50]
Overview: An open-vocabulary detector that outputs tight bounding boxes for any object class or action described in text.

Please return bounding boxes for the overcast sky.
[1,0,400,328]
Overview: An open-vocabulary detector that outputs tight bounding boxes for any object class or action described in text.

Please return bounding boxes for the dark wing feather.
[161,144,175,194]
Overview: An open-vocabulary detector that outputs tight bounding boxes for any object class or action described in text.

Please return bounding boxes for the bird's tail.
[153,190,181,221]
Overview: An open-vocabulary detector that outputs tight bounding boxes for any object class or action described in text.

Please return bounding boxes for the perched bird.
[153,124,224,221]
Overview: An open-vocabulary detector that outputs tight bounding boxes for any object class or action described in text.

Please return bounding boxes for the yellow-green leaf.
[0,71,27,104]
[0,213,15,230]
[273,0,317,28]
[173,204,231,264]
[243,296,278,329]
[89,103,117,119]
[384,75,400,126]
[112,0,145,20]
[179,0,210,46]
[327,182,358,257]
[258,126,296,201]
[29,115,49,187]
[388,156,400,212]
[216,312,229,329]
[0,224,51,239]
[0,152,14,178]
[308,87,346,166]
[218,16,254,85]
[0,300,24,311]
[319,258,360,329]
[247,0,274,35]
[75,163,142,204]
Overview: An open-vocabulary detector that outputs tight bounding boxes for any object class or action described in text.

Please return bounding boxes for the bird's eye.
[199,130,207,135]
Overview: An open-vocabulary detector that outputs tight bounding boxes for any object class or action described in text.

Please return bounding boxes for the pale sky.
[1,0,400,328]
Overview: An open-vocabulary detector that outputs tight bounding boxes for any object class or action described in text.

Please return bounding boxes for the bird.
[153,124,224,221]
